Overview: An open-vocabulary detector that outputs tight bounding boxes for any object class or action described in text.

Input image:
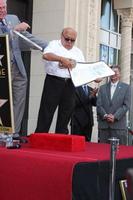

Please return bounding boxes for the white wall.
[28,0,65,134]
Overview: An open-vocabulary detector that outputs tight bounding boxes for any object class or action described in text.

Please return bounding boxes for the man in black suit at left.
[71,85,98,141]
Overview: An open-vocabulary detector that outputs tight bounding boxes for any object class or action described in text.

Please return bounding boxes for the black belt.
[47,74,71,82]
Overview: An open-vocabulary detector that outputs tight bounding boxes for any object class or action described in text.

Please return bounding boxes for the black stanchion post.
[109,137,119,200]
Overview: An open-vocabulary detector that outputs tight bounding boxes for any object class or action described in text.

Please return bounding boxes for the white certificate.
[69,61,114,87]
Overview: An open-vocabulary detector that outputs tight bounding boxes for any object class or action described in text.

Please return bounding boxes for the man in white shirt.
[35,27,85,134]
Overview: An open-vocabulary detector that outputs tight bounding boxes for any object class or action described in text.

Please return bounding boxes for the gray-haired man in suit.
[97,65,131,145]
[0,0,47,139]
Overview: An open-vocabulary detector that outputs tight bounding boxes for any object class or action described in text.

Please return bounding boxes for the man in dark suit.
[71,85,98,141]
[97,65,131,145]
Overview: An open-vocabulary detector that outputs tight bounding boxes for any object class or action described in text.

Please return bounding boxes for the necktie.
[0,20,14,62]
[111,84,116,99]
[82,85,88,95]
[0,20,9,33]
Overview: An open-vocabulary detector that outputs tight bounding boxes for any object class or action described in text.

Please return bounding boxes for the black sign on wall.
[0,35,14,133]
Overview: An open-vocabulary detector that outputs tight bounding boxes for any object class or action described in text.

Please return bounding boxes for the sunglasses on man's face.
[62,33,75,43]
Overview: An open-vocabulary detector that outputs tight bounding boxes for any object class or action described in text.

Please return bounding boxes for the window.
[101,0,111,30]
[100,45,117,65]
[101,0,118,32]
[100,0,120,65]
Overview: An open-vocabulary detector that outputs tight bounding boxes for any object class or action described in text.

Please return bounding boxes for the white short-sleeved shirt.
[43,40,85,78]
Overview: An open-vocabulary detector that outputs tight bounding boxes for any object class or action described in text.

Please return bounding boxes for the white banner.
[69,61,114,87]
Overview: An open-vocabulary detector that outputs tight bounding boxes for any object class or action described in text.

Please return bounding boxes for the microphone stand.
[109,137,119,200]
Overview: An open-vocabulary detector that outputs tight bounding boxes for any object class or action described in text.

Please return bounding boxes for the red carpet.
[0,142,133,200]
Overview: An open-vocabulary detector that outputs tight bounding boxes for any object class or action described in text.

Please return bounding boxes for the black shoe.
[19,137,28,144]
[13,136,28,144]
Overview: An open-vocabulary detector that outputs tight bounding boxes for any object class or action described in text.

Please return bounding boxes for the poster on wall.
[0,35,14,134]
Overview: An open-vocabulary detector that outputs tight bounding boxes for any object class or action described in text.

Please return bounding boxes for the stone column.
[117,8,133,145]
[64,0,101,62]
[129,68,133,145]
[117,8,133,84]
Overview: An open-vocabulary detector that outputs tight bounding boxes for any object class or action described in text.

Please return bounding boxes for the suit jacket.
[97,81,131,130]
[72,86,97,128]
[0,14,47,77]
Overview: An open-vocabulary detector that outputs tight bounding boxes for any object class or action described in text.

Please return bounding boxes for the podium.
[0,35,14,134]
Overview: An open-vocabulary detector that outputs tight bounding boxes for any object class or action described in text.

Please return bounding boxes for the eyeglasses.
[62,33,75,43]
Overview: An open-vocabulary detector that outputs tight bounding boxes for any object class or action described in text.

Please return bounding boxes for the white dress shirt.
[111,81,118,99]
[43,40,85,78]
[82,85,88,95]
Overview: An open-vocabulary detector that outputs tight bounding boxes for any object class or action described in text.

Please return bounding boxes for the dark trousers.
[98,128,128,145]
[35,74,76,134]
[71,120,93,141]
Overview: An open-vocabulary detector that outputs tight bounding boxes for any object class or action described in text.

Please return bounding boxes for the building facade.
[27,0,133,142]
